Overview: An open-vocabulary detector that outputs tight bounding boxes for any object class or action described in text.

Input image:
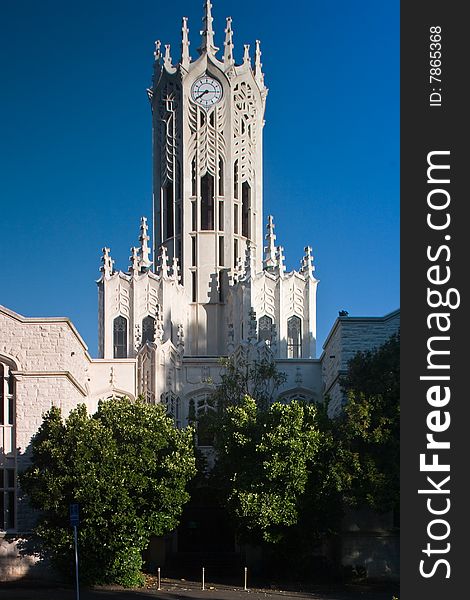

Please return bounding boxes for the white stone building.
[0,1,399,581]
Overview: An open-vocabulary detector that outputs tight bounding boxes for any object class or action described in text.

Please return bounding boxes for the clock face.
[191,76,223,108]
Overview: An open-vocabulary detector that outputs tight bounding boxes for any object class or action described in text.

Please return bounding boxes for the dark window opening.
[242,181,251,238]
[219,237,224,267]
[191,158,197,196]
[234,204,239,234]
[177,160,182,199]
[233,239,238,268]
[218,157,224,196]
[191,236,197,266]
[142,316,156,345]
[234,160,239,199]
[219,201,224,231]
[287,316,302,358]
[113,316,127,358]
[209,111,215,127]
[191,201,197,231]
[201,173,215,230]
[191,271,197,302]
[164,182,174,239]
[258,315,273,346]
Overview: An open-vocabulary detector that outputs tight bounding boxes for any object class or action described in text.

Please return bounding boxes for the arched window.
[200,173,215,230]
[287,316,302,358]
[163,181,174,239]
[1,359,16,531]
[161,391,181,429]
[258,315,273,346]
[191,392,217,446]
[142,316,156,345]
[242,181,251,238]
[113,316,127,358]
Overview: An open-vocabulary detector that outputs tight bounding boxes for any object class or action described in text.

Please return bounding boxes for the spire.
[100,247,114,277]
[138,217,153,272]
[243,44,251,65]
[276,246,286,276]
[263,215,277,271]
[181,17,191,69]
[159,245,170,279]
[223,17,234,66]
[254,40,265,87]
[199,0,219,56]
[300,246,315,279]
[164,44,172,70]
[129,247,139,275]
[154,40,162,63]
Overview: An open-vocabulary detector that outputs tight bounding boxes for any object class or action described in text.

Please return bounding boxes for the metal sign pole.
[70,503,80,600]
[73,524,80,600]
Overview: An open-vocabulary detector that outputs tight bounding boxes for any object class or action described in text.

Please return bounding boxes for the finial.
[276,246,286,276]
[129,247,139,275]
[300,245,315,279]
[244,241,256,278]
[248,307,257,342]
[254,40,265,87]
[263,215,277,271]
[243,44,251,65]
[223,17,235,65]
[154,40,162,62]
[198,0,219,56]
[138,217,153,272]
[181,17,191,69]
[159,245,170,279]
[171,256,180,282]
[100,247,114,277]
[164,44,172,70]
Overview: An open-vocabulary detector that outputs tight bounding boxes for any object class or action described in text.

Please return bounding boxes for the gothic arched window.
[200,173,215,230]
[242,181,251,238]
[287,316,302,358]
[1,359,16,531]
[113,316,128,358]
[161,391,181,429]
[258,315,273,346]
[190,392,217,446]
[142,316,156,345]
[163,181,174,239]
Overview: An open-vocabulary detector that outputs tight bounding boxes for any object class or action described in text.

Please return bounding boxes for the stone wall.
[321,310,400,416]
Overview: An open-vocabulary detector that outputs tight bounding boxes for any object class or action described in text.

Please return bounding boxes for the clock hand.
[196,89,211,100]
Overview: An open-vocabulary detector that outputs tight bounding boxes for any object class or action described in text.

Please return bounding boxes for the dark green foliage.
[211,356,287,411]
[214,395,320,544]
[20,398,196,587]
[338,332,400,513]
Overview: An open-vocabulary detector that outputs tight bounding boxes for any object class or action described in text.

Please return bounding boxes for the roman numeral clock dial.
[191,76,223,108]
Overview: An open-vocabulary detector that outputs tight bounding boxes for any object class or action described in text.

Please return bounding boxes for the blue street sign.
[70,503,80,527]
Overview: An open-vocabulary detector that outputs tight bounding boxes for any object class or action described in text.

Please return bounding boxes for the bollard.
[202,566,205,590]
[244,566,248,591]
[157,567,161,591]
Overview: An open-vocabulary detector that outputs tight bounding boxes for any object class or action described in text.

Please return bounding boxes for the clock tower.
[149,1,267,355]
[97,0,319,414]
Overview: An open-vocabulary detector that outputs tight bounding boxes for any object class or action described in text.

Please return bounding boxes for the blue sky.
[0,0,399,356]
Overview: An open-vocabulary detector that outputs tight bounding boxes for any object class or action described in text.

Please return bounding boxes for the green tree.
[214,395,320,544]
[211,355,287,411]
[338,332,400,513]
[20,397,196,587]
